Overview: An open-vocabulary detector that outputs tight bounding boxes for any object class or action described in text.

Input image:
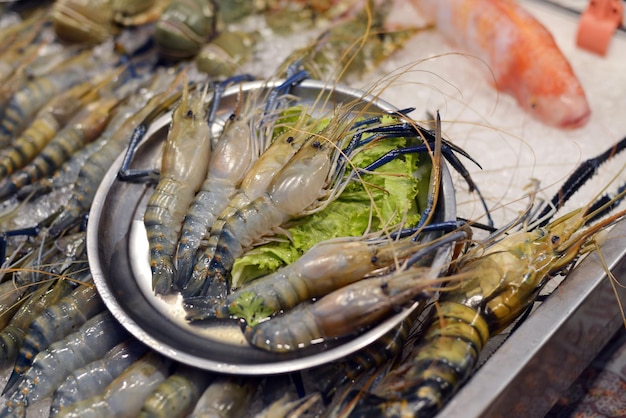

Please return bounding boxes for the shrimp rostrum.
[343,136,626,418]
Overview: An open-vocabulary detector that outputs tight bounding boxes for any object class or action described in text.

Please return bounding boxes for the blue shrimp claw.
[207,74,256,128]
[0,207,73,266]
[262,70,309,115]
[354,120,493,228]
[0,226,40,266]
[117,110,178,183]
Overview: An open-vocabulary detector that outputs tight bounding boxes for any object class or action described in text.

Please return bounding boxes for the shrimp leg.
[535,134,626,224]
[358,119,492,226]
[0,225,40,265]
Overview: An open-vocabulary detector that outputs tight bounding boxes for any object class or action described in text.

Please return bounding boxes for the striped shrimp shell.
[1,311,129,414]
[0,51,99,147]
[137,364,213,418]
[50,339,149,417]
[175,78,308,288]
[0,94,121,201]
[184,108,343,298]
[53,351,173,418]
[9,282,105,383]
[48,70,185,238]
[0,278,75,370]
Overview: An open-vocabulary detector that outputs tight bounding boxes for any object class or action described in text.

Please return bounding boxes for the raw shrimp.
[137,364,213,418]
[188,375,258,418]
[185,233,443,321]
[0,50,100,147]
[47,70,186,238]
[410,0,591,129]
[1,311,130,415]
[174,83,262,289]
[303,309,419,401]
[0,94,122,201]
[0,278,75,369]
[343,142,626,418]
[0,80,99,181]
[15,73,155,201]
[144,79,212,294]
[53,351,173,418]
[337,308,419,384]
[6,281,105,395]
[50,339,149,417]
[52,0,170,43]
[280,0,419,82]
[0,233,77,330]
[244,266,450,353]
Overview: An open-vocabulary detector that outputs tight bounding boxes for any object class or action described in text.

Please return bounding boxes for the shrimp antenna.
[535,135,626,227]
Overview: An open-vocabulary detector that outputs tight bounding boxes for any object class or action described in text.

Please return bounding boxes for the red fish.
[411,0,591,129]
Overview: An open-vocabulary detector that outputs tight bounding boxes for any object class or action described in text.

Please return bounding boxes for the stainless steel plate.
[87,79,457,374]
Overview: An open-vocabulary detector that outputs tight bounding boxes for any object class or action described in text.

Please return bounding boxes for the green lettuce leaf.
[230,119,429,289]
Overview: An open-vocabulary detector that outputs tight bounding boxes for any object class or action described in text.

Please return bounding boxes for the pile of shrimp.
[0,1,622,417]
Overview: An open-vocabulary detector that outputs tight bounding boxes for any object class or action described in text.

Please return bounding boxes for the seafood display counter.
[0,0,625,417]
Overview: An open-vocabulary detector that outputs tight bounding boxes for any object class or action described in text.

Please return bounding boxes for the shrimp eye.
[311,141,322,148]
[551,235,560,245]
[185,110,194,118]
[530,99,537,110]
[286,136,294,143]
